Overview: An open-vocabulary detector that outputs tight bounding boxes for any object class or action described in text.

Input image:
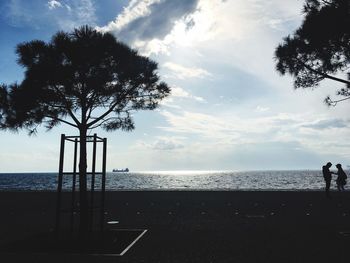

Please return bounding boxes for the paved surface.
[0,191,350,262]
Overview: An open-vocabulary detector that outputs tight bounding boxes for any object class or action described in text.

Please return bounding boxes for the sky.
[0,0,350,172]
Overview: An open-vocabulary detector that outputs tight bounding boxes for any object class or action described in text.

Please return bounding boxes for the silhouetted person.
[335,163,347,191]
[322,162,333,197]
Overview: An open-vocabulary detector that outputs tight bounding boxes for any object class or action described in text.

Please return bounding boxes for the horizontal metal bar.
[64,136,80,139]
[64,139,104,143]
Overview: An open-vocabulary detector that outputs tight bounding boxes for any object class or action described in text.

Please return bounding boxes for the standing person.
[322,162,333,197]
[335,163,347,191]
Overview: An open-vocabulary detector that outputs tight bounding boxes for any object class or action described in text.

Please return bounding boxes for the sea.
[0,170,339,191]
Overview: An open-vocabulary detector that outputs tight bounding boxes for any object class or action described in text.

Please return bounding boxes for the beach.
[0,190,350,262]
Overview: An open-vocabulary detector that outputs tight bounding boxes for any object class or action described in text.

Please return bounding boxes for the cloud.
[255,105,270,112]
[171,86,205,102]
[5,0,35,26]
[135,136,185,151]
[159,109,287,139]
[47,0,62,10]
[121,0,303,85]
[161,85,205,108]
[163,62,211,79]
[150,107,350,170]
[4,0,97,29]
[157,108,350,159]
[158,110,244,143]
[96,0,301,57]
[301,119,349,130]
[129,135,328,171]
[98,0,199,43]
[48,0,97,30]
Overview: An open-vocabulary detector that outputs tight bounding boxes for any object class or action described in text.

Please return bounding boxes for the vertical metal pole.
[70,138,78,233]
[55,134,65,236]
[101,137,107,231]
[90,134,97,231]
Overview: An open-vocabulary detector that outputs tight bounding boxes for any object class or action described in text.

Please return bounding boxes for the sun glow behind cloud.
[124,0,252,56]
[160,1,216,48]
[97,0,350,170]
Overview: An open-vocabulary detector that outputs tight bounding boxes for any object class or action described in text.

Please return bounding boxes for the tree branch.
[88,117,115,130]
[299,60,350,85]
[321,0,332,6]
[52,85,81,126]
[45,115,78,128]
[87,101,120,128]
[325,96,350,106]
[86,105,94,122]
[86,86,134,128]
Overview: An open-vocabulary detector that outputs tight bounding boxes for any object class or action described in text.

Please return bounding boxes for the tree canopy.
[275,0,350,105]
[1,25,170,133]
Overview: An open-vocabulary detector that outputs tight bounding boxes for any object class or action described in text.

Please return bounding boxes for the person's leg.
[326,180,331,196]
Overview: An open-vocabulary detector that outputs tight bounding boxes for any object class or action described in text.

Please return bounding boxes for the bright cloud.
[135,136,186,151]
[163,62,211,79]
[255,106,270,112]
[98,0,155,32]
[170,86,205,102]
[98,0,302,56]
[47,0,62,10]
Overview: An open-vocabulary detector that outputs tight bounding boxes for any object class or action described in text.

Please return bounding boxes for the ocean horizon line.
[0,168,324,174]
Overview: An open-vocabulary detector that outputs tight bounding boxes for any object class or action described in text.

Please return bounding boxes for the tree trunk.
[78,126,89,237]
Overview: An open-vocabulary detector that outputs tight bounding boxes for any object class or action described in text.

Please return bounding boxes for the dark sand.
[1,190,350,262]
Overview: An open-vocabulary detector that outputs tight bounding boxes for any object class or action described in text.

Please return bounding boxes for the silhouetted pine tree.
[275,0,350,105]
[1,26,170,236]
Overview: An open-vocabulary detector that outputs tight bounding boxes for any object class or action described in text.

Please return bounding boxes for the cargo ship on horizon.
[112,168,129,173]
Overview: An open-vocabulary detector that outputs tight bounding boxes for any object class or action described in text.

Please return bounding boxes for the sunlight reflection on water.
[0,170,339,191]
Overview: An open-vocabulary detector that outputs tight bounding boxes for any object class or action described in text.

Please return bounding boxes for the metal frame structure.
[55,133,107,234]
